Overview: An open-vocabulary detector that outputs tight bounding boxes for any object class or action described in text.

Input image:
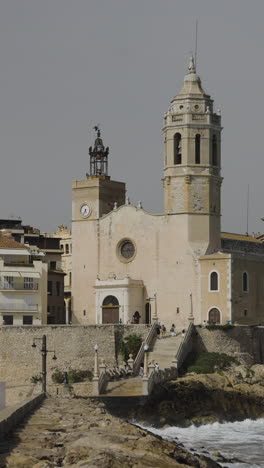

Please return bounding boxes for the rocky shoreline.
[105,364,264,428]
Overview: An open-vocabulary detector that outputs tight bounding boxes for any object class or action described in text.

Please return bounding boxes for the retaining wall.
[194,326,264,365]
[0,325,150,390]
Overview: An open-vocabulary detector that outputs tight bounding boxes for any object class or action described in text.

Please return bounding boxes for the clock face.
[80,204,91,218]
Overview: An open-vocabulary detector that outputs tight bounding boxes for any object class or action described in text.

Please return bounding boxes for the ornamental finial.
[188,55,196,74]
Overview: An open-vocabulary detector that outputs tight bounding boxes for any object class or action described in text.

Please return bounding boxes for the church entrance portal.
[208,308,220,324]
[102,295,119,324]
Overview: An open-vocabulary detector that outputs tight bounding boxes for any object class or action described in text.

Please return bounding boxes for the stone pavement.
[0,397,217,467]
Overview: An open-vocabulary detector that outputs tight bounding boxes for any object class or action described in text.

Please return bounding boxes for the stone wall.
[0,324,150,391]
[0,393,45,437]
[194,326,264,365]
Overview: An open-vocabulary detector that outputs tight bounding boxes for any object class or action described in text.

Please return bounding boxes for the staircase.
[148,335,182,369]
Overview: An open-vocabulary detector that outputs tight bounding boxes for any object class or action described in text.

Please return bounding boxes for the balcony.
[0,282,39,291]
[0,304,39,311]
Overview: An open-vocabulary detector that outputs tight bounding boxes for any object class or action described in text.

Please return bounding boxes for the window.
[242,272,249,292]
[3,276,14,289]
[210,271,219,291]
[3,315,13,325]
[195,134,201,164]
[70,244,72,254]
[50,261,56,270]
[48,281,52,296]
[23,315,33,325]
[65,244,69,254]
[244,309,247,317]
[174,133,182,165]
[56,281,60,296]
[83,310,86,316]
[212,135,217,166]
[69,272,72,285]
[47,306,50,313]
[24,277,33,290]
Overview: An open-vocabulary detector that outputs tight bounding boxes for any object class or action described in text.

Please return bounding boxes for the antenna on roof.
[246,184,250,235]
[195,19,198,70]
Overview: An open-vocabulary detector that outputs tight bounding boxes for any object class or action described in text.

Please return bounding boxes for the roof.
[0,235,29,250]
[221,232,262,244]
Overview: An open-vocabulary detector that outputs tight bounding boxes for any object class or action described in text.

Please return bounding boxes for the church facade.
[71,58,264,328]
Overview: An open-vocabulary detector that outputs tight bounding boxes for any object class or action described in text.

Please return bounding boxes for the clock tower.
[72,127,126,222]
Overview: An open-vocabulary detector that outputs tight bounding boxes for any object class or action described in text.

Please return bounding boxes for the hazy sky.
[0,0,263,235]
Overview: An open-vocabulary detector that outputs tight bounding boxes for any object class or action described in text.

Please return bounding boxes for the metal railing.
[0,283,39,291]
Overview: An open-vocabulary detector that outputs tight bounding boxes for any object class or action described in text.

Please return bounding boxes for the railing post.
[127,353,134,371]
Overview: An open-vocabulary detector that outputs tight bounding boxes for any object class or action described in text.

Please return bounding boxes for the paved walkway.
[103,376,143,397]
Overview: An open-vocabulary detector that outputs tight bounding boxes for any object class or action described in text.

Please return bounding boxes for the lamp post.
[143,343,149,378]
[32,335,57,394]
[94,344,99,378]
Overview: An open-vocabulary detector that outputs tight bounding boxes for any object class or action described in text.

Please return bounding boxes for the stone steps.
[147,335,182,369]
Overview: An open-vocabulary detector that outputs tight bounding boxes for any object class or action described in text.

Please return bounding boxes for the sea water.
[138,418,264,467]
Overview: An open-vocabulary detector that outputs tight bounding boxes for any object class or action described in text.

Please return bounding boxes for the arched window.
[242,272,249,292]
[195,134,201,164]
[174,133,182,165]
[212,135,217,166]
[210,271,219,291]
[208,308,221,324]
[102,295,119,306]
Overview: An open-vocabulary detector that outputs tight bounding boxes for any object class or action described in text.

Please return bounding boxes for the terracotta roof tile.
[0,235,28,249]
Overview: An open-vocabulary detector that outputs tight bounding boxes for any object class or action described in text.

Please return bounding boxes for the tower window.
[195,134,201,164]
[210,271,219,291]
[212,135,217,166]
[242,272,249,292]
[174,133,182,165]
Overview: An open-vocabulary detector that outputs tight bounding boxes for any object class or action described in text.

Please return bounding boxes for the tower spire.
[88,126,109,177]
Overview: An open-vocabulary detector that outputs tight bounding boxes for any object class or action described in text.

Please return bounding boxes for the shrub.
[121,334,143,362]
[205,324,235,331]
[182,352,239,375]
[52,368,93,384]
[68,369,93,383]
[30,374,42,384]
[51,369,65,384]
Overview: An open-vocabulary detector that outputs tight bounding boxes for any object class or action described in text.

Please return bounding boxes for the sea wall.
[0,324,150,389]
[194,326,264,365]
[0,393,45,437]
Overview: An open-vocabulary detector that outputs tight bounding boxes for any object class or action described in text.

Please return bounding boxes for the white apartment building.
[0,234,48,325]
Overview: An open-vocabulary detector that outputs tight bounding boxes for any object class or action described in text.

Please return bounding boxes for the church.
[71,57,264,328]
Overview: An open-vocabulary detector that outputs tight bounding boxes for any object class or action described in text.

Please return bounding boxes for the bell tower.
[163,57,222,251]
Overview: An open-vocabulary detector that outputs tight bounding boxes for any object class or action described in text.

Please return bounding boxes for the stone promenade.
[0,397,219,467]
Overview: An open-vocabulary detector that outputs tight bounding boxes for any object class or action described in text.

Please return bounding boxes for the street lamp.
[32,335,57,394]
[94,344,99,378]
